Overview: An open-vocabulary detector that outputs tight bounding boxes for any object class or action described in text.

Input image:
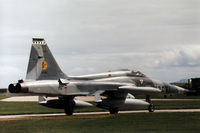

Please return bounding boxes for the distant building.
[188,78,200,96]
[0,88,7,94]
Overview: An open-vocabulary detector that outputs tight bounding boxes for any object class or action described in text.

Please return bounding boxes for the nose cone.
[174,85,188,94]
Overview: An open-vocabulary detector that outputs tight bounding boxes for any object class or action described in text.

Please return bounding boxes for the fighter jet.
[8,38,188,115]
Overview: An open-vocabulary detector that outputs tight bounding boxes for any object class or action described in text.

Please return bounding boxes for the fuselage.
[9,70,187,97]
[68,70,187,95]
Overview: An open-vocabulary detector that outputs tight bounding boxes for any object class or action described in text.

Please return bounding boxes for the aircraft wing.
[118,85,162,95]
[74,81,162,96]
[75,81,162,98]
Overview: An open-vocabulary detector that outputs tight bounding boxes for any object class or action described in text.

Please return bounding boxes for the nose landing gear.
[146,95,155,112]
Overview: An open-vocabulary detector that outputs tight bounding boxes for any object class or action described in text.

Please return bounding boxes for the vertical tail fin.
[26,38,67,80]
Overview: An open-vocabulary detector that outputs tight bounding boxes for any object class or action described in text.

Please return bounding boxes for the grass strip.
[0,112,200,133]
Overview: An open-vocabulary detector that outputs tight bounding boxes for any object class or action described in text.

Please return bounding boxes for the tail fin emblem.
[41,60,48,71]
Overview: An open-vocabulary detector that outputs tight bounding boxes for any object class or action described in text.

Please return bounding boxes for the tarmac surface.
[2,96,200,102]
[0,109,200,120]
[1,96,94,102]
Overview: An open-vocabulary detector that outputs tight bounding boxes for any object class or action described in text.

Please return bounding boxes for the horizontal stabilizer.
[119,86,161,95]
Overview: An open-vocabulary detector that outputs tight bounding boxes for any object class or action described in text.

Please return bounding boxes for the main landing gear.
[64,99,75,115]
[109,108,119,114]
[146,95,155,112]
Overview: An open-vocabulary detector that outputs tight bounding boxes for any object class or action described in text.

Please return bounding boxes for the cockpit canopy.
[127,70,147,77]
[112,69,147,77]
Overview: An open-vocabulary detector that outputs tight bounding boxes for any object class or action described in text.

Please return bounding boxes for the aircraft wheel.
[64,101,75,115]
[148,104,154,112]
[109,108,119,114]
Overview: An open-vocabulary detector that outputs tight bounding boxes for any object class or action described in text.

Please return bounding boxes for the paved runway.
[1,96,200,102]
[1,109,200,119]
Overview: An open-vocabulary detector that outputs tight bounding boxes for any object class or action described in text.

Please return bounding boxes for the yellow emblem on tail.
[41,60,48,70]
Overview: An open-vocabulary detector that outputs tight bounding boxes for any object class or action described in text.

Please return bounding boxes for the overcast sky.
[0,0,200,87]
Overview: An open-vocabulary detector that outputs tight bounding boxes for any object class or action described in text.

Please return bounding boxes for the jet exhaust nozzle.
[8,84,16,93]
[8,83,28,93]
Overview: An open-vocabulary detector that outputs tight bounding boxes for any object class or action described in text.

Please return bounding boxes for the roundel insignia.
[140,79,144,85]
[41,60,48,71]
